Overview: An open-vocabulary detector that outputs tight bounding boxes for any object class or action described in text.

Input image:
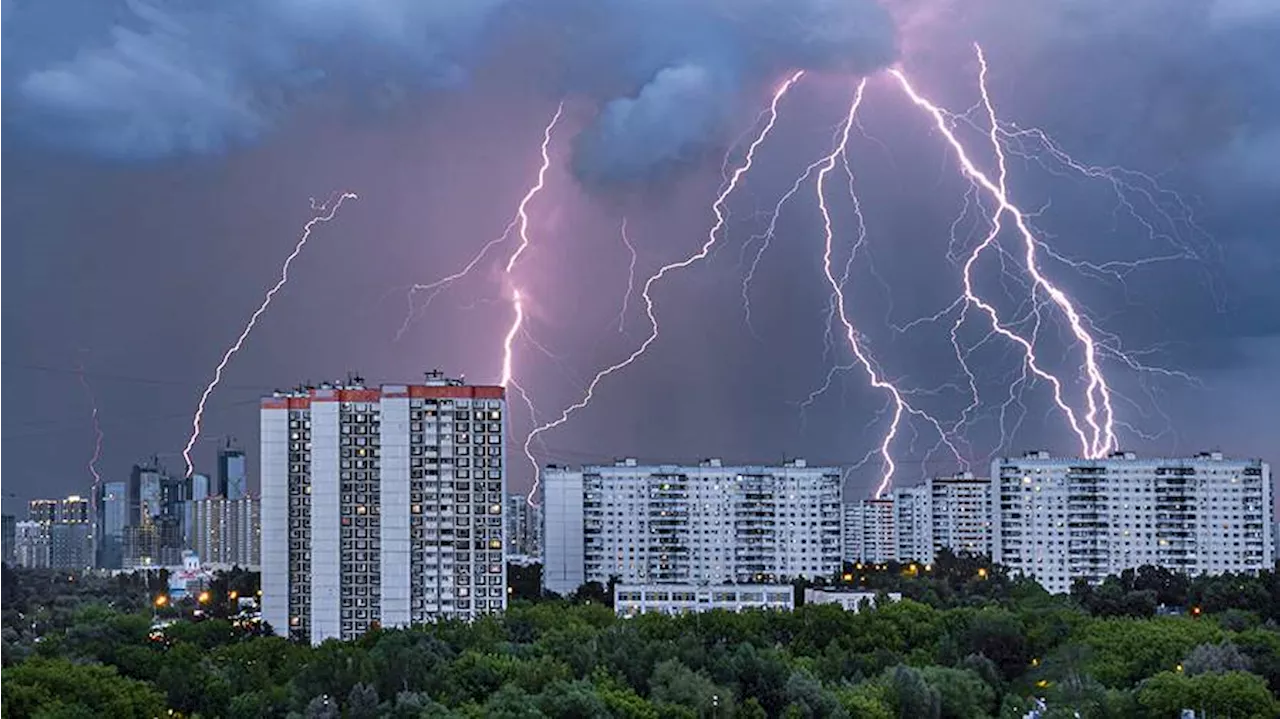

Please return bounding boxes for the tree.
[650,658,735,717]
[346,682,380,719]
[301,694,340,719]
[508,563,543,601]
[533,679,610,718]
[1136,670,1279,719]
[959,609,1029,680]
[918,666,995,719]
[1181,641,1252,675]
[882,665,940,719]
[1,658,166,718]
[781,669,844,718]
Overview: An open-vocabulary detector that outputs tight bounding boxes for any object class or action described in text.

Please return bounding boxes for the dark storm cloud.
[901,0,1280,357]
[1,0,507,157]
[560,0,896,183]
[2,0,896,181]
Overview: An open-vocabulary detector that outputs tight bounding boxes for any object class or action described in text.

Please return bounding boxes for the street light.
[198,591,211,604]
[154,595,168,608]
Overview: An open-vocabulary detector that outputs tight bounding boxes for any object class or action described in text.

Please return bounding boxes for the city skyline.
[4,1,1279,515]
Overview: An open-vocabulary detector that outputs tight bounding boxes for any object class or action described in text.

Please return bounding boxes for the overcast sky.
[3,0,1278,513]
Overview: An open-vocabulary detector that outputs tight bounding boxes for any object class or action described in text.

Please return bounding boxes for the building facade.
[29,499,58,524]
[804,589,902,613]
[96,480,129,569]
[614,583,794,617]
[189,496,261,567]
[845,474,993,565]
[543,458,843,595]
[218,444,248,500]
[992,451,1274,594]
[928,473,992,559]
[505,494,543,559]
[843,498,895,564]
[14,521,49,568]
[25,495,94,570]
[261,372,507,644]
[893,485,931,564]
[122,463,188,568]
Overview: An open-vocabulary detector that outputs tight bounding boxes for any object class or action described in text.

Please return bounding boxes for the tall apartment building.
[844,473,993,565]
[262,372,507,644]
[543,458,843,595]
[843,498,895,564]
[505,494,543,558]
[189,496,261,567]
[992,451,1274,594]
[894,486,931,564]
[929,473,993,559]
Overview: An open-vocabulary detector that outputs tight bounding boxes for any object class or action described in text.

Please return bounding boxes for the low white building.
[804,589,902,612]
[614,584,794,617]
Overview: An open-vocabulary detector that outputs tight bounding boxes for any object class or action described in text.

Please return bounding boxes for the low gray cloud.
[2,0,507,158]
[3,0,896,182]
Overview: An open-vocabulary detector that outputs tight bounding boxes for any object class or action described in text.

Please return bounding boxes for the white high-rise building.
[845,473,993,565]
[928,473,993,560]
[843,498,895,564]
[992,451,1274,594]
[893,485,931,564]
[542,458,843,595]
[261,372,507,644]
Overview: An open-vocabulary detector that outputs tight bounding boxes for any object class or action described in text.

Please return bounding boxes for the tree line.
[3,555,1279,718]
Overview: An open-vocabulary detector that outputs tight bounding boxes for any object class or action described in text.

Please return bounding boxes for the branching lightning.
[814,79,964,499]
[890,46,1121,459]
[395,103,565,343]
[375,46,1202,508]
[182,192,358,477]
[521,71,805,505]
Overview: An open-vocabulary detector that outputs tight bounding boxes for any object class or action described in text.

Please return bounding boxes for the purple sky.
[3,0,1278,513]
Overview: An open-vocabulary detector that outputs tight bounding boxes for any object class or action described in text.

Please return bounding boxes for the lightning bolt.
[76,360,104,487]
[521,71,805,507]
[182,192,358,477]
[484,103,566,509]
[891,46,1119,459]
[395,102,565,343]
[616,217,637,333]
[815,79,964,499]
